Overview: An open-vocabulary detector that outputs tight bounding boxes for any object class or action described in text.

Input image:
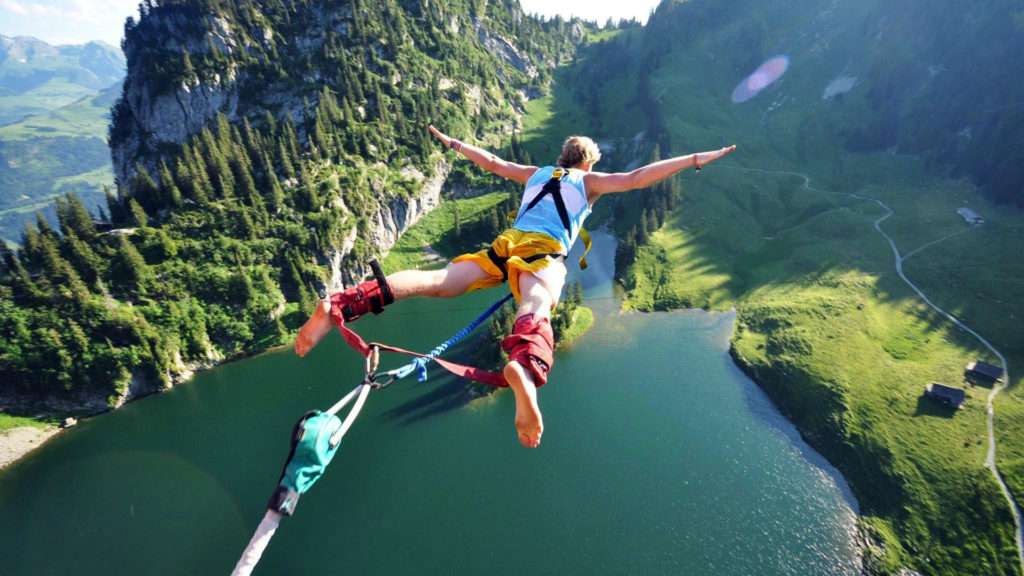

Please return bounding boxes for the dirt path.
[728,166,1023,571]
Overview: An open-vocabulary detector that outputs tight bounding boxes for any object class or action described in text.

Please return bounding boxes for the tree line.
[0,0,590,408]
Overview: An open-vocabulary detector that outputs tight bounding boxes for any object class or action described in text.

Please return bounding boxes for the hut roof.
[967,361,1004,381]
[927,383,966,407]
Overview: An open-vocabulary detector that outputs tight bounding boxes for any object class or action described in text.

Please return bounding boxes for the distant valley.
[0,35,124,244]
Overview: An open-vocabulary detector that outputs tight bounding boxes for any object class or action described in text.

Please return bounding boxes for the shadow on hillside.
[914,395,958,419]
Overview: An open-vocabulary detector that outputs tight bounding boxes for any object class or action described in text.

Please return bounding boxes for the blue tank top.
[513,166,591,252]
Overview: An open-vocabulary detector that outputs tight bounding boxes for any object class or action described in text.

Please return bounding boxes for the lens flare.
[732,55,790,103]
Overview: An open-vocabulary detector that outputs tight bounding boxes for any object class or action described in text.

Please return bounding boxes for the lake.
[0,229,859,575]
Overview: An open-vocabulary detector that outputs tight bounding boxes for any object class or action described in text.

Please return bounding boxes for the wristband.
[450,139,462,152]
[693,154,701,173]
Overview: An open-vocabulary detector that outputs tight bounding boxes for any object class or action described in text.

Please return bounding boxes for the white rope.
[231,510,282,576]
[328,383,372,446]
[230,382,373,575]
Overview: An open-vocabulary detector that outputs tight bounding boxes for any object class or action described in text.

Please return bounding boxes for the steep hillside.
[0,0,587,414]
[553,0,1023,574]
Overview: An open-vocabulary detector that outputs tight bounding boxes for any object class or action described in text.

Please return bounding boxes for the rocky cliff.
[109,0,580,286]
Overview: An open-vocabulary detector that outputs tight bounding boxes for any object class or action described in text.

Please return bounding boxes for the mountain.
[562,1,1024,574]
[108,0,581,187]
[0,81,121,244]
[0,36,125,245]
[2,0,586,409]
[0,35,125,125]
[2,0,1023,574]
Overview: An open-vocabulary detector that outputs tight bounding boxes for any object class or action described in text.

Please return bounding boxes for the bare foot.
[294,300,335,357]
[504,361,544,448]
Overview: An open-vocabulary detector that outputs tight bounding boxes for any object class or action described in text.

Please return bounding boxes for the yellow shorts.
[452,229,565,303]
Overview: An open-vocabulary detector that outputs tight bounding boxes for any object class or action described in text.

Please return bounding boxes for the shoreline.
[0,342,296,473]
[0,425,61,471]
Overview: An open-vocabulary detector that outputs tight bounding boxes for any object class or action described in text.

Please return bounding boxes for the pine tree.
[261,152,285,213]
[158,161,183,207]
[107,186,130,225]
[185,143,214,203]
[453,200,461,237]
[182,50,196,82]
[35,212,59,241]
[263,110,277,137]
[65,231,102,283]
[110,235,152,292]
[55,193,98,241]
[131,163,161,210]
[19,223,42,269]
[39,233,90,303]
[638,212,650,244]
[2,244,39,301]
[278,141,296,180]
[128,198,149,228]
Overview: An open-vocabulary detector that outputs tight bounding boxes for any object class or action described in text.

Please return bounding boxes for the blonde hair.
[557,136,601,168]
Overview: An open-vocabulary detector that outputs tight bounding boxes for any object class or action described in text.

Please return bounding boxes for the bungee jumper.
[295,125,736,448]
[234,129,735,573]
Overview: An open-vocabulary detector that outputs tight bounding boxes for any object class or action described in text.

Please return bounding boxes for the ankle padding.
[329,277,395,324]
[500,314,555,387]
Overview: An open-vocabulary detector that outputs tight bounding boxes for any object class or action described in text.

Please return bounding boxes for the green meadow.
[510,17,1024,574]
[0,86,117,244]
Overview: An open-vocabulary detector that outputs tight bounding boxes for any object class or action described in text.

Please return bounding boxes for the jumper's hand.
[429,125,455,149]
[694,145,737,169]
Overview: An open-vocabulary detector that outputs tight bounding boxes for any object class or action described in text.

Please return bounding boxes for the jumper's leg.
[294,260,490,357]
[504,360,544,448]
[503,269,564,448]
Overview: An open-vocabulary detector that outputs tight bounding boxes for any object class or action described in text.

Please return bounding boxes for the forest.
[0,0,590,405]
[4,0,1020,409]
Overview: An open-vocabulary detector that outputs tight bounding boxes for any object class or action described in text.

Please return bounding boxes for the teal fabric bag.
[268,410,343,516]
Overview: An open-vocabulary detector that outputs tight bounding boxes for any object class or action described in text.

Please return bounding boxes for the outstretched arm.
[585,145,736,200]
[429,125,537,184]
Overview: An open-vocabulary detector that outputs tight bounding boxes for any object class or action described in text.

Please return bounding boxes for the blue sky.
[0,0,139,46]
[0,0,659,47]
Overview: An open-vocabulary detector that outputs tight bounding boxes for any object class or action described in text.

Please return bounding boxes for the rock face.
[112,13,250,185]
[474,17,538,79]
[331,163,450,291]
[109,1,581,304]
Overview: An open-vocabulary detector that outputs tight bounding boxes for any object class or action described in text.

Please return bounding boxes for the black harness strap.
[486,168,584,280]
[522,169,572,233]
[486,247,565,283]
[367,259,394,314]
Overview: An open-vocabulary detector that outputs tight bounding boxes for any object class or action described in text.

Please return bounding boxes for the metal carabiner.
[369,372,399,390]
[364,346,380,383]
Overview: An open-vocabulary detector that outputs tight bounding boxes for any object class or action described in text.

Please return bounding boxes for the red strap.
[334,322,508,388]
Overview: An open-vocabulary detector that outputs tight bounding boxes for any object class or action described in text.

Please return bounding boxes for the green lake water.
[0,230,859,575]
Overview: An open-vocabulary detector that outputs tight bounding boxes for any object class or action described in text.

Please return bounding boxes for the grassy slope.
[0,78,98,125]
[523,8,1024,576]
[632,26,1022,576]
[0,87,117,244]
[380,192,509,273]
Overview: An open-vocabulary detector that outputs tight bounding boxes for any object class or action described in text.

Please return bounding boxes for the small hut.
[957,207,984,225]
[966,361,1004,383]
[926,383,965,409]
